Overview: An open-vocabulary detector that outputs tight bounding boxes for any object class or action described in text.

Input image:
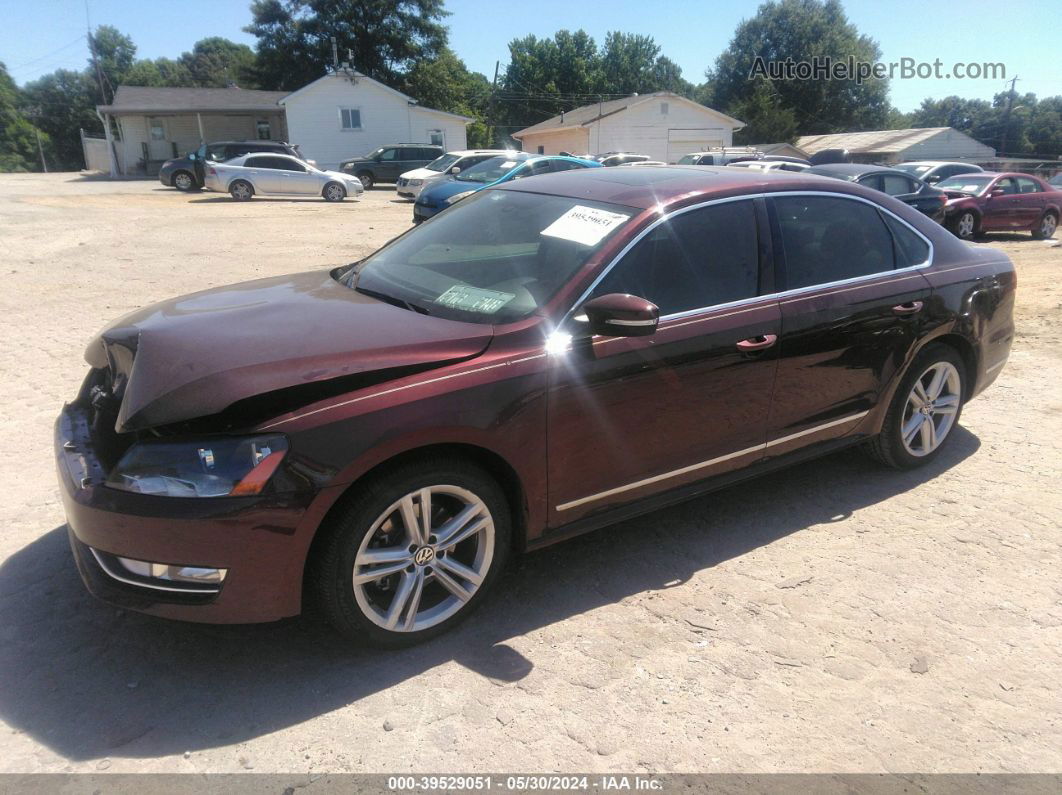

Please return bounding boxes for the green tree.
[729,82,798,143]
[246,0,449,91]
[502,30,601,126]
[0,61,48,171]
[179,37,258,88]
[404,47,492,145]
[21,68,98,170]
[709,0,890,134]
[599,33,693,97]
[122,57,193,87]
[87,25,136,103]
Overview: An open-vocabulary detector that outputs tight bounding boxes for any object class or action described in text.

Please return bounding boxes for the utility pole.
[86,1,109,104]
[331,36,339,71]
[999,75,1018,157]
[487,61,500,147]
[35,128,48,172]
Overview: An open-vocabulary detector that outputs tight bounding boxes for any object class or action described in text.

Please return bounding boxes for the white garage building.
[511,92,744,163]
[280,71,471,170]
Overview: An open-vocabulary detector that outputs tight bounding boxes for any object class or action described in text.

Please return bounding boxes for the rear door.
[1016,177,1046,227]
[766,193,933,455]
[547,198,780,523]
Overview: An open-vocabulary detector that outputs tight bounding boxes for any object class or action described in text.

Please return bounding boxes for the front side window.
[377,148,398,161]
[774,195,897,289]
[677,154,699,165]
[592,199,760,316]
[995,177,1019,195]
[340,108,362,130]
[344,191,635,324]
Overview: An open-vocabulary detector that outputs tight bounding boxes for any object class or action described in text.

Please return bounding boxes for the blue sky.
[2,0,1058,112]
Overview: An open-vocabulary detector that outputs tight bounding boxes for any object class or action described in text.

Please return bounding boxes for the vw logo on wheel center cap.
[413,546,435,566]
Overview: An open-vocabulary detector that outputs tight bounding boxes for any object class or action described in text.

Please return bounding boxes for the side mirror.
[576,293,659,338]
[989,188,1005,198]
[450,166,461,174]
[925,174,940,184]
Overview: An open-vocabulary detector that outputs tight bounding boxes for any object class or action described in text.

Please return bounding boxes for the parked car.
[892,161,983,185]
[727,160,810,173]
[396,150,509,200]
[1047,173,1062,190]
[676,148,762,166]
[808,148,850,165]
[620,160,668,167]
[936,171,1060,240]
[593,152,651,167]
[412,153,600,223]
[57,166,1015,646]
[160,141,307,191]
[204,153,365,202]
[807,163,947,223]
[340,144,444,189]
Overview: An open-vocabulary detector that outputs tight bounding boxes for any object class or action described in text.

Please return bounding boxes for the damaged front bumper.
[55,402,323,624]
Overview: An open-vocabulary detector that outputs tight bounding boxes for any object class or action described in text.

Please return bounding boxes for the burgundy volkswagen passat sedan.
[56,166,1016,646]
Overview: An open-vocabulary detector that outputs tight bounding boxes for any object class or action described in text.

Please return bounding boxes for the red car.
[938,171,1060,241]
[56,167,1016,646]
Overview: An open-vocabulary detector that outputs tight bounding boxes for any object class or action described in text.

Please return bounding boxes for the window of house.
[256,120,271,140]
[537,145,545,154]
[660,102,669,115]
[149,118,165,141]
[339,108,362,130]
[592,199,760,315]
[774,196,898,289]
[428,129,444,147]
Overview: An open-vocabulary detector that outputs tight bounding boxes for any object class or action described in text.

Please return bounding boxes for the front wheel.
[356,171,374,190]
[311,458,511,647]
[1032,211,1057,240]
[865,344,966,469]
[323,182,346,202]
[172,170,196,191]
[949,210,978,240]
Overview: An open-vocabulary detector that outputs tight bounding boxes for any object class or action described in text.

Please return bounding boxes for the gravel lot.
[0,173,1059,775]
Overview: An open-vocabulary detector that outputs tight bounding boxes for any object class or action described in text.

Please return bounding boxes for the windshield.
[342,190,635,324]
[677,154,699,165]
[893,164,932,177]
[936,175,994,194]
[455,154,530,183]
[426,153,461,172]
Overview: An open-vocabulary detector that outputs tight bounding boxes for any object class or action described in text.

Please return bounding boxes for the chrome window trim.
[555,410,870,512]
[562,190,935,329]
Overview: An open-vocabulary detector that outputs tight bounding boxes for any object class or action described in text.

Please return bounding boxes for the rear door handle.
[736,334,778,351]
[892,301,924,315]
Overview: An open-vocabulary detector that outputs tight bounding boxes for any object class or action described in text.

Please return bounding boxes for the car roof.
[491,164,885,210]
[806,162,904,177]
[448,150,513,156]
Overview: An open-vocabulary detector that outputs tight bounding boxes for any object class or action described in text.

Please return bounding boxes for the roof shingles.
[99,85,288,114]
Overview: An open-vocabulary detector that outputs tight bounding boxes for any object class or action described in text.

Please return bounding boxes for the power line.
[6,34,86,73]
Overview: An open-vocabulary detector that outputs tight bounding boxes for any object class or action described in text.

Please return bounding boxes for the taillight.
[208,167,217,175]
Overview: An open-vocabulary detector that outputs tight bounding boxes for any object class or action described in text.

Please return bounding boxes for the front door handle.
[736,334,778,351]
[892,300,924,315]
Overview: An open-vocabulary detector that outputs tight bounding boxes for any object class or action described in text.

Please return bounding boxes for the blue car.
[412,153,600,223]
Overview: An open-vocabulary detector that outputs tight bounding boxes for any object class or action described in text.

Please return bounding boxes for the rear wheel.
[949,210,978,240]
[865,344,966,469]
[311,457,511,647]
[172,170,195,191]
[1032,211,1057,240]
[356,171,374,190]
[323,182,346,202]
[229,180,253,201]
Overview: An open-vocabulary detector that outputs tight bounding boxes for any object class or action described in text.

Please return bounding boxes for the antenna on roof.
[330,36,339,72]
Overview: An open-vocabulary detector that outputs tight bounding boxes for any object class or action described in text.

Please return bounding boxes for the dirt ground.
[0,173,1059,775]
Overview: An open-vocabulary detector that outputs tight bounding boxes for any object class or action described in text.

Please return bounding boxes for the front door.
[147,117,170,161]
[981,177,1022,230]
[374,147,402,181]
[766,194,933,456]
[547,198,780,524]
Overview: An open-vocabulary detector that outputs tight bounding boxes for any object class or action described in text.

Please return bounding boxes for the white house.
[796,127,996,164]
[97,85,289,175]
[511,92,744,163]
[279,71,471,170]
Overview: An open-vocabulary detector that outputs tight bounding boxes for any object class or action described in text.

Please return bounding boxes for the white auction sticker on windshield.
[541,205,629,247]
[500,161,517,168]
[434,285,515,314]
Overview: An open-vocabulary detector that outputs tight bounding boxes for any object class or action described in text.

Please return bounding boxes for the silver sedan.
[204,153,365,202]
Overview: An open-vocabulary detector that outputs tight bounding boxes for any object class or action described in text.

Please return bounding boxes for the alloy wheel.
[1042,214,1057,238]
[352,485,494,632]
[957,212,975,239]
[174,172,193,190]
[900,361,961,457]
[325,183,345,201]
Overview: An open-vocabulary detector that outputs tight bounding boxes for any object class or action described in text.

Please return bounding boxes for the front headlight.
[444,190,475,206]
[106,434,288,498]
[408,179,423,187]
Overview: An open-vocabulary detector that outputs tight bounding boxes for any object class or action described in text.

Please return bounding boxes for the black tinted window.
[881,175,915,196]
[593,200,760,315]
[883,214,930,268]
[774,196,896,289]
[550,159,586,172]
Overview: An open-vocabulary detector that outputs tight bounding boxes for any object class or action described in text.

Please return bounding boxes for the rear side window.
[593,199,760,315]
[880,175,915,196]
[1017,177,1041,194]
[774,196,897,289]
[882,213,930,268]
[550,160,586,172]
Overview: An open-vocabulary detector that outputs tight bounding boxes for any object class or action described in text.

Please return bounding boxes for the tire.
[229,180,253,201]
[311,457,511,647]
[948,210,978,241]
[172,170,196,191]
[864,343,966,469]
[322,182,346,202]
[356,171,374,190]
[1032,211,1057,240]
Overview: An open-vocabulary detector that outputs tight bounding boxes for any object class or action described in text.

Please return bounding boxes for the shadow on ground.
[0,430,978,760]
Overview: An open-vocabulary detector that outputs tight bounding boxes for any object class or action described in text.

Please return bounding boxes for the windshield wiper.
[355,286,430,315]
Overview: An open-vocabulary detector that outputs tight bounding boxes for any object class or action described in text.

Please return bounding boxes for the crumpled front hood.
[85,270,494,432]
